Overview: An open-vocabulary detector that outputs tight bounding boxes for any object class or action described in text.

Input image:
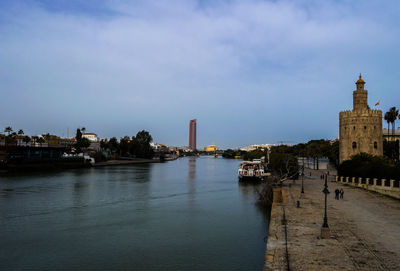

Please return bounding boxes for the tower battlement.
[339,109,382,118]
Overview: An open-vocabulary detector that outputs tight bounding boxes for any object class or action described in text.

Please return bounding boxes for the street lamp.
[301,166,305,194]
[321,173,330,238]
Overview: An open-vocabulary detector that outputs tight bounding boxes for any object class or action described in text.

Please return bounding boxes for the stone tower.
[339,75,383,163]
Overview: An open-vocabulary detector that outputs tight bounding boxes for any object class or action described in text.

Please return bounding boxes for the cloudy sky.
[0,0,399,148]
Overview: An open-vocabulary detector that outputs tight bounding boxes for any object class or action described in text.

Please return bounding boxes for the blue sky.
[0,0,399,148]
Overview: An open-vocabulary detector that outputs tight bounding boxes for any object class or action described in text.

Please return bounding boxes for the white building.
[82,133,99,142]
[240,144,274,152]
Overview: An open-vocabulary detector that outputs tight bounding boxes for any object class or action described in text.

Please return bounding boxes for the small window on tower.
[374,126,376,129]
[353,126,356,130]
[364,126,367,130]
[374,142,378,149]
[352,142,357,149]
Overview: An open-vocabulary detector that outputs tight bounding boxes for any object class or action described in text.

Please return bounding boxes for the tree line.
[2,126,155,160]
[98,130,154,160]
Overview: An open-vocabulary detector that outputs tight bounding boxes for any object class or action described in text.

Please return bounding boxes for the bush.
[91,151,107,163]
[338,153,400,179]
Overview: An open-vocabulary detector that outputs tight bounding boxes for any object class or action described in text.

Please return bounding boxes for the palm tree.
[18,129,24,135]
[389,107,399,139]
[384,112,391,140]
[81,127,86,133]
[31,136,39,147]
[37,137,45,147]
[4,126,12,135]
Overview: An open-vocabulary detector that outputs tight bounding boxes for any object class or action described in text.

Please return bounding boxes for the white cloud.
[0,0,399,147]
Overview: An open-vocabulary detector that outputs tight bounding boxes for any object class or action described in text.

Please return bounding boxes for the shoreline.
[92,159,161,167]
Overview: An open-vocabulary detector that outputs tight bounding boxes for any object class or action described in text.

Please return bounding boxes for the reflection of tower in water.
[187,157,197,204]
[188,157,196,180]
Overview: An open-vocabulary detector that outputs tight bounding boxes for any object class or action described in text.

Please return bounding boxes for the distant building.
[189,119,197,151]
[150,142,169,152]
[60,137,76,148]
[82,133,99,142]
[204,142,218,152]
[240,144,274,152]
[339,75,383,163]
[383,128,400,142]
[43,134,61,147]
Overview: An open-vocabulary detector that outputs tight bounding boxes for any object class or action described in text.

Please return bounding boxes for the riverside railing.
[336,176,400,199]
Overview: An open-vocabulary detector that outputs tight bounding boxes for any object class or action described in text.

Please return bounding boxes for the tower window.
[352,142,357,149]
[364,126,367,130]
[374,126,376,129]
[353,126,356,130]
[374,142,378,149]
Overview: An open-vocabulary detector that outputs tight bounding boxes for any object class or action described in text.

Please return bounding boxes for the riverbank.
[263,170,400,270]
[92,158,161,167]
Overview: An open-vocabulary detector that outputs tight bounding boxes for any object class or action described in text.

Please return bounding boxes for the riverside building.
[339,75,383,163]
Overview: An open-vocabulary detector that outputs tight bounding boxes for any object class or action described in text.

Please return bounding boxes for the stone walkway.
[264,170,400,270]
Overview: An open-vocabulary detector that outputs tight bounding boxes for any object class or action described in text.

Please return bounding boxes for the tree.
[383,140,399,163]
[119,136,131,156]
[17,129,24,135]
[131,130,154,159]
[31,136,39,146]
[74,128,90,153]
[108,137,120,154]
[37,137,45,147]
[4,126,12,135]
[384,111,391,139]
[79,138,91,148]
[269,152,299,182]
[338,153,400,179]
[243,149,265,161]
[100,139,108,151]
[389,107,399,139]
[76,128,82,141]
[23,136,31,145]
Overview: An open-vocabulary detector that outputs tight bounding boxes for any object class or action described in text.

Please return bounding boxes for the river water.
[0,156,269,271]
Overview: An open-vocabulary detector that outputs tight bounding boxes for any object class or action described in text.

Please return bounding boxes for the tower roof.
[356,74,365,84]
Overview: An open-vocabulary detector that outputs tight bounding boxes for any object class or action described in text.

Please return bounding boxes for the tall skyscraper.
[189,119,197,151]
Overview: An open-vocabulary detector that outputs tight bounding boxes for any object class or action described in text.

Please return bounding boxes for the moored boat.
[238,160,265,182]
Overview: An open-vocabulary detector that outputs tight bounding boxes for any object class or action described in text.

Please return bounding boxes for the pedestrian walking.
[335,189,340,200]
[340,188,344,199]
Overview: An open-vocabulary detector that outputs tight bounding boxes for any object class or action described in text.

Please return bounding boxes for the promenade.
[264,169,400,270]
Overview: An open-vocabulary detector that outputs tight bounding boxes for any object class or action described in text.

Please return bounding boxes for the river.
[0,156,269,271]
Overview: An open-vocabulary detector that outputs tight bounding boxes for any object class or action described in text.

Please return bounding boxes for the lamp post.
[321,173,330,238]
[301,166,305,194]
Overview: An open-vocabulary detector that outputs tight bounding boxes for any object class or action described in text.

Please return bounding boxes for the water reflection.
[187,157,197,204]
[188,157,196,180]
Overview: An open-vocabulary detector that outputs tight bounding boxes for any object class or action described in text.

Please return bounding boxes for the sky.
[0,0,399,149]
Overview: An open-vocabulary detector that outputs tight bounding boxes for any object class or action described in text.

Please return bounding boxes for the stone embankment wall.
[336,176,400,199]
[263,187,288,270]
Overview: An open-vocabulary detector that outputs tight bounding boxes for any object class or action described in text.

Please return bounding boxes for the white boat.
[238,160,265,181]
